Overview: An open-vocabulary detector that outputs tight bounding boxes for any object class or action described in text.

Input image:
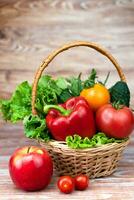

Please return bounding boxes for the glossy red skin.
[9,146,53,191]
[74,175,89,191]
[57,176,74,194]
[96,104,134,139]
[46,97,96,141]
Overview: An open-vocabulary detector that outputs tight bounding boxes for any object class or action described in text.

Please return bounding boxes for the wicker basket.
[31,41,129,178]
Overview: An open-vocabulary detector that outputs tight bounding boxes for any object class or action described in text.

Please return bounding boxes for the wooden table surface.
[0,0,134,199]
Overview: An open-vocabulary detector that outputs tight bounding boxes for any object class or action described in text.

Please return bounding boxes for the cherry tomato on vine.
[74,175,89,191]
[57,176,74,194]
[80,83,110,111]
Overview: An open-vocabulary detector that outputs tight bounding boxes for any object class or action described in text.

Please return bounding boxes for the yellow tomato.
[80,83,110,111]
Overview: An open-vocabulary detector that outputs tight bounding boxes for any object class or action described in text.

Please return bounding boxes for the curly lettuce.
[23,114,50,141]
[66,133,127,149]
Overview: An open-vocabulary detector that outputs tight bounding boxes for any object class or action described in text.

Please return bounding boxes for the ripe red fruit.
[57,176,74,194]
[96,104,134,139]
[9,146,53,191]
[74,175,89,190]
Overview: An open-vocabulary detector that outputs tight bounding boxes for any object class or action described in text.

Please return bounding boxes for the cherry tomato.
[74,175,89,190]
[57,176,74,194]
[80,83,110,111]
[96,104,134,138]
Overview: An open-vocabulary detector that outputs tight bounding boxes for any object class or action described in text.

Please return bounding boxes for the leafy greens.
[109,81,130,107]
[0,69,130,143]
[0,81,31,123]
[23,114,50,141]
[0,69,98,122]
[66,133,127,149]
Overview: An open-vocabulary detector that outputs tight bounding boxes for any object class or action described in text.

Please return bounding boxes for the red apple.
[9,146,53,191]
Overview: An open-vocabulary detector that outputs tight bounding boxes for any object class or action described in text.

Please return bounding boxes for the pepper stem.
[44,105,71,116]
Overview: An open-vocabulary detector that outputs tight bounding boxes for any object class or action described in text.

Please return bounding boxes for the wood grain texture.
[0,0,134,199]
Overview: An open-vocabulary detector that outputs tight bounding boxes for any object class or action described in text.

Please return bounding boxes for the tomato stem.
[112,101,124,110]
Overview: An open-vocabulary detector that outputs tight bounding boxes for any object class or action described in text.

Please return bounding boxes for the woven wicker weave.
[39,140,129,178]
[32,41,129,178]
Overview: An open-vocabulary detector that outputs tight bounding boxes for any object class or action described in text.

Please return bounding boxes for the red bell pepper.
[44,97,96,141]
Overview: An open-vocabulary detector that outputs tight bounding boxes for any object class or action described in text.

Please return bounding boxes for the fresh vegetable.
[109,81,130,107]
[74,175,89,191]
[9,146,53,191]
[23,114,50,141]
[80,83,110,111]
[0,70,95,122]
[57,176,74,194]
[0,81,31,123]
[44,96,96,141]
[96,104,134,139]
[66,132,126,149]
[83,68,97,88]
[0,75,68,122]
[0,69,132,147]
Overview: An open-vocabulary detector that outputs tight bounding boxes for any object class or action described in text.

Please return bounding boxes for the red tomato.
[96,104,134,139]
[57,176,74,194]
[74,175,89,190]
[9,146,53,191]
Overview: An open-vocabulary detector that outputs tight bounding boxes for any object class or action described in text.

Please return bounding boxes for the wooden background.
[0,0,134,199]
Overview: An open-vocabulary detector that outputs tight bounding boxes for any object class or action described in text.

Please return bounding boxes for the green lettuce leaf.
[66,133,126,149]
[56,77,69,90]
[0,81,31,122]
[37,75,63,107]
[0,99,11,121]
[0,75,63,122]
[23,114,50,141]
[68,73,83,96]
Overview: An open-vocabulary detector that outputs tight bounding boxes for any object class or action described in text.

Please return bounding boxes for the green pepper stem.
[44,105,71,116]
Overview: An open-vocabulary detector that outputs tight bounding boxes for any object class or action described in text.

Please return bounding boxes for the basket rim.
[38,137,129,153]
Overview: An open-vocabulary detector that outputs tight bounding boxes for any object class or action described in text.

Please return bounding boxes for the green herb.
[68,73,83,96]
[58,69,97,101]
[83,69,97,88]
[66,133,126,149]
[23,114,50,141]
[109,81,130,107]
[56,77,69,90]
[58,89,72,103]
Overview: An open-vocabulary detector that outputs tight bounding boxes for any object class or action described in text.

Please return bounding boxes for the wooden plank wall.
[0,0,134,199]
[0,0,134,101]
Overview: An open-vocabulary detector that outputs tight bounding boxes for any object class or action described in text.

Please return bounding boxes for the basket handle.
[32,41,126,115]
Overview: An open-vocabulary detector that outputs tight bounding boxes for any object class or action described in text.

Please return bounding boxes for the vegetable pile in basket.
[0,69,133,148]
